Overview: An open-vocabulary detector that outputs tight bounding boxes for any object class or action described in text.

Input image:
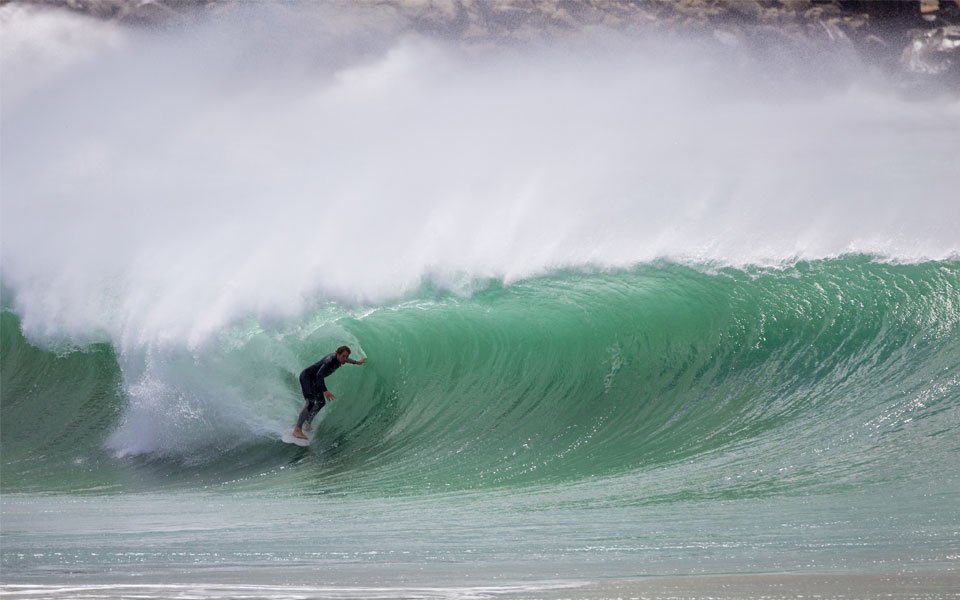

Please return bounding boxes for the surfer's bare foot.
[292,427,308,440]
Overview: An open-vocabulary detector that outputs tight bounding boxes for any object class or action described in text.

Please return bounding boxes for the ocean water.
[2,4,960,599]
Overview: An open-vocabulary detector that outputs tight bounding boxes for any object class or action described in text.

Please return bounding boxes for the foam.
[2,5,958,349]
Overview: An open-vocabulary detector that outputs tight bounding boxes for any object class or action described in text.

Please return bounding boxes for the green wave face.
[2,258,959,500]
[329,259,960,499]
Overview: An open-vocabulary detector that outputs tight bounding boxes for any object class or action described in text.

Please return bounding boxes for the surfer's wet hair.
[336,345,351,356]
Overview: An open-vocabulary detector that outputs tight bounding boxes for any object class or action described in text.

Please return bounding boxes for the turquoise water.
[3,260,960,597]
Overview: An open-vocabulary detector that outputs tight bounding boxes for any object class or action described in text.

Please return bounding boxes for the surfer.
[292,345,366,440]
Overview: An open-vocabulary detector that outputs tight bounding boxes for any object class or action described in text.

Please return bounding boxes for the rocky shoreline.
[8,0,960,85]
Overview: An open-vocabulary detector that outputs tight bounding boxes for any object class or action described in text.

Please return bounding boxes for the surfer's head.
[336,345,351,363]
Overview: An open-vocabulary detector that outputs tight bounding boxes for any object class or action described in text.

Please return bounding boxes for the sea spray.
[3,5,959,353]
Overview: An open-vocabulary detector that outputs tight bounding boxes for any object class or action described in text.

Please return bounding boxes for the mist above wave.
[2,4,958,348]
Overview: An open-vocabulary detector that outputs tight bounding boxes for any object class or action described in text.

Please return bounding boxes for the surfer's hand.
[357,357,366,365]
[324,391,335,401]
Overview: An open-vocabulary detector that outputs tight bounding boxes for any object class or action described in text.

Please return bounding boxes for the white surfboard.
[281,430,312,447]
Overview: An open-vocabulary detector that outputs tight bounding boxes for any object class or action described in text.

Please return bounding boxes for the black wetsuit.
[294,353,356,430]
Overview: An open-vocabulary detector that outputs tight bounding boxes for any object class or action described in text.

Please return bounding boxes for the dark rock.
[902,24,960,74]
[8,0,960,87]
